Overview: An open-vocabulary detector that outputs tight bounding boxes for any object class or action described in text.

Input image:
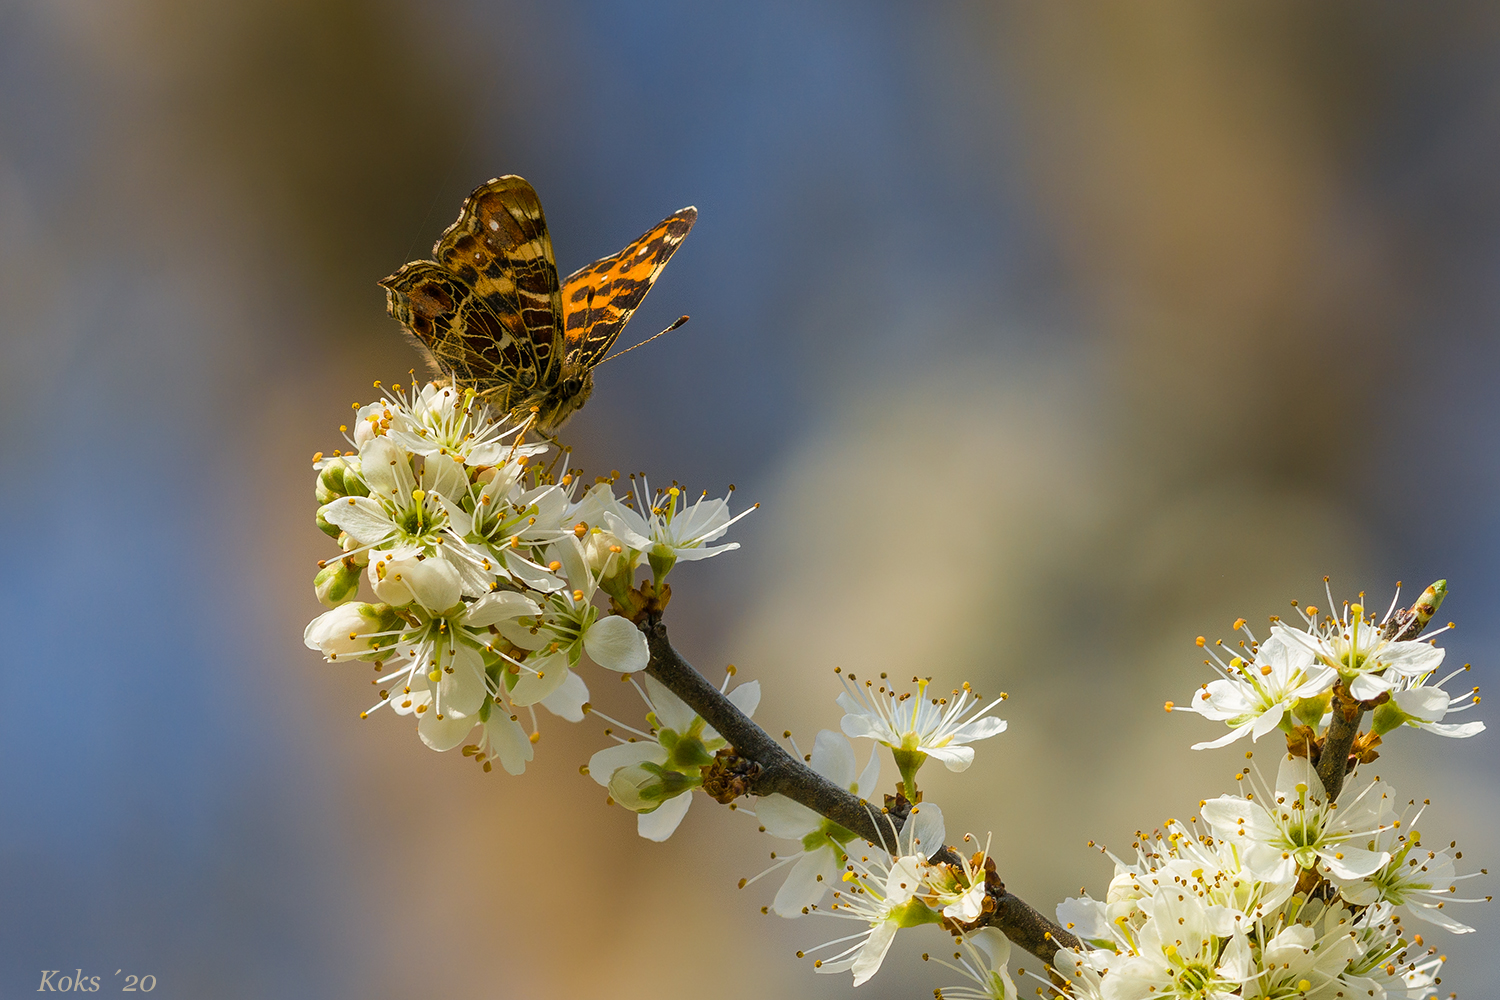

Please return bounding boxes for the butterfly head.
[530,363,594,434]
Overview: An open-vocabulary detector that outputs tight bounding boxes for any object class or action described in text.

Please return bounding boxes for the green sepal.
[1292,691,1331,727]
[648,543,677,585]
[1370,699,1409,736]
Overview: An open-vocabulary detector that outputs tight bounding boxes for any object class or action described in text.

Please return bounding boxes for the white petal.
[1348,670,1394,701]
[1415,719,1486,737]
[1191,721,1255,751]
[323,496,395,545]
[637,790,692,841]
[1378,640,1445,676]
[908,802,945,854]
[582,615,649,672]
[418,709,475,751]
[809,730,856,788]
[924,744,976,772]
[755,793,820,839]
[942,880,987,921]
[644,675,698,733]
[1250,705,1287,740]
[486,713,534,775]
[539,669,589,722]
[849,921,899,986]
[854,746,881,798]
[404,557,462,613]
[438,643,486,716]
[1393,686,1450,723]
[509,653,571,707]
[773,848,838,917]
[726,679,761,717]
[947,716,1007,743]
[464,589,540,627]
[602,509,652,550]
[587,741,667,786]
[1319,846,1389,880]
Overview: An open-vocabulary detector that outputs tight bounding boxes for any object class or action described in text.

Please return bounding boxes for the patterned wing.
[379,176,564,408]
[560,206,697,368]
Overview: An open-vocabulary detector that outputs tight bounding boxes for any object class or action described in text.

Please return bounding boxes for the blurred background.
[3,2,1499,996]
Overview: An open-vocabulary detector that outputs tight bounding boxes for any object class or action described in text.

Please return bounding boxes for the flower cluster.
[1051,751,1482,999]
[730,673,1011,990]
[303,381,751,772]
[1177,581,1483,751]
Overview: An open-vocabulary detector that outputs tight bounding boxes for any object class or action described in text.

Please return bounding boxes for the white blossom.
[746,731,882,917]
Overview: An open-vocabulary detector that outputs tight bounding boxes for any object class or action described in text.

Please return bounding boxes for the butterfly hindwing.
[381,176,695,431]
[561,206,697,368]
[380,176,564,406]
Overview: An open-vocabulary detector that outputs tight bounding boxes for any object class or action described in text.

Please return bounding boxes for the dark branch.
[639,615,1079,964]
[1315,689,1363,801]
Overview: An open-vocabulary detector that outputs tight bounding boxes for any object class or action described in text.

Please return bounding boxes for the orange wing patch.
[561,207,697,368]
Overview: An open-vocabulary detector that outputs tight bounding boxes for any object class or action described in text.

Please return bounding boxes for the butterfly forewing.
[561,206,697,367]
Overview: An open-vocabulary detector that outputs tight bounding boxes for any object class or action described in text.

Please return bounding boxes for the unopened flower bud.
[314,559,361,608]
[315,506,342,539]
[606,761,698,813]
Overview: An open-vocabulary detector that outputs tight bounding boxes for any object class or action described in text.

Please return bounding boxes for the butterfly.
[380,175,696,433]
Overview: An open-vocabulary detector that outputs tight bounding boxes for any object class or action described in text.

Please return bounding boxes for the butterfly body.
[380,175,695,434]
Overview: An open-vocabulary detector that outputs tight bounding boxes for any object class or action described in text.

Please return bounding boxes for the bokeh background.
[3,2,1499,997]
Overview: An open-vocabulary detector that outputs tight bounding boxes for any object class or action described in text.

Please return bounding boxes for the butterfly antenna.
[597,316,690,366]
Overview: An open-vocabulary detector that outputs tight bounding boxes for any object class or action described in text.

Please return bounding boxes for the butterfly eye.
[562,377,583,397]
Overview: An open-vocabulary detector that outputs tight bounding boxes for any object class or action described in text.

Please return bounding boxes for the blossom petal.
[756,793,821,840]
[849,920,899,987]
[464,589,540,627]
[583,614,649,672]
[486,713,534,775]
[1415,719,1486,737]
[323,496,395,545]
[1319,845,1389,880]
[1348,670,1395,702]
[908,802,945,854]
[644,675,698,733]
[726,680,761,718]
[853,746,881,798]
[418,709,475,752]
[1191,720,1255,751]
[1393,686,1450,723]
[539,669,589,722]
[637,791,692,841]
[508,654,571,707]
[810,730,856,788]
[586,741,667,786]
[773,848,838,917]
[923,744,976,772]
[947,716,1008,743]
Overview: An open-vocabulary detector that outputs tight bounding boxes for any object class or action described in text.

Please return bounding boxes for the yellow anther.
[548,560,562,571]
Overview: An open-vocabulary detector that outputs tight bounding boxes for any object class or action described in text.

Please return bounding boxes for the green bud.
[315,506,342,538]
[607,761,699,812]
[315,461,349,504]
[314,559,361,608]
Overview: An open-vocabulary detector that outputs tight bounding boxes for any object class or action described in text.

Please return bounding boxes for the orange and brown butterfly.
[379,175,696,433]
